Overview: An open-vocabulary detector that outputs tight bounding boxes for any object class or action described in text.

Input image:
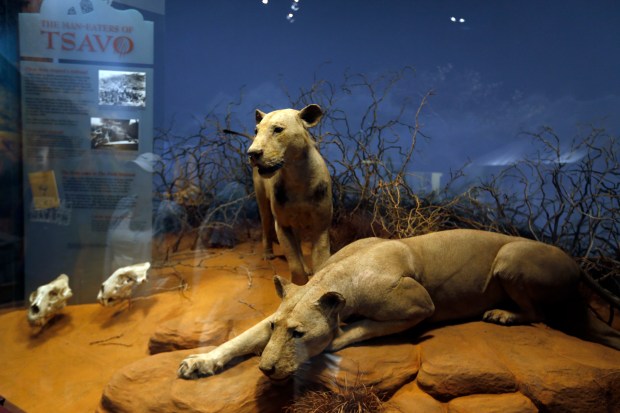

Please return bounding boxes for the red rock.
[415,322,620,412]
[148,319,232,354]
[103,311,620,413]
[98,244,620,413]
[301,338,420,394]
[416,323,518,399]
[98,347,292,413]
[385,381,444,413]
[447,392,538,413]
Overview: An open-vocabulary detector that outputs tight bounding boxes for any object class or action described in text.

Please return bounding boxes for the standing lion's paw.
[178,353,224,379]
[483,309,518,325]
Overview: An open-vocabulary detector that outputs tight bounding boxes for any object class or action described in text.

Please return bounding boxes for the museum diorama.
[1,1,619,412]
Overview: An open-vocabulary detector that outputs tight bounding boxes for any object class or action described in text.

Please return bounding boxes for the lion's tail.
[580,310,620,351]
[575,271,620,351]
[548,298,620,351]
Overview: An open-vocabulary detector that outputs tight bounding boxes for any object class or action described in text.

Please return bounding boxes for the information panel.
[20,0,155,303]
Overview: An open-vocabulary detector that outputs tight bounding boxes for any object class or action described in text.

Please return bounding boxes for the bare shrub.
[460,126,620,315]
[470,126,619,258]
[371,177,455,237]
[153,68,436,253]
[152,99,255,255]
[279,68,436,246]
[151,70,619,317]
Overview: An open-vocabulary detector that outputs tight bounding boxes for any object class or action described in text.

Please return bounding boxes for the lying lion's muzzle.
[259,364,276,377]
[260,370,293,383]
[258,359,295,382]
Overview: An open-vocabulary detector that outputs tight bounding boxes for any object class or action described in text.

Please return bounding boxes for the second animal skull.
[97,262,150,307]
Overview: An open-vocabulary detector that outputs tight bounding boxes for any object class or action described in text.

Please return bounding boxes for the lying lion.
[247,104,332,285]
[178,229,620,381]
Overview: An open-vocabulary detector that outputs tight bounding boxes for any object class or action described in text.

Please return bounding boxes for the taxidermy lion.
[178,229,620,381]
[246,104,332,285]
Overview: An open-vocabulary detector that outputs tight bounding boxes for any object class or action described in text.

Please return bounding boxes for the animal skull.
[97,262,150,306]
[28,274,73,328]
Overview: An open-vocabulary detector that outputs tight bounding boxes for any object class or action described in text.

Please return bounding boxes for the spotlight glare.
[262,0,268,3]
[459,18,465,23]
[450,16,456,22]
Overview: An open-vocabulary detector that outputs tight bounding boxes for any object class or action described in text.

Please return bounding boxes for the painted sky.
[162,0,620,173]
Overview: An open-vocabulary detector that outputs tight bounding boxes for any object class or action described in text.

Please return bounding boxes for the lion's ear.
[316,292,345,318]
[273,275,293,299]
[255,109,267,124]
[299,104,323,128]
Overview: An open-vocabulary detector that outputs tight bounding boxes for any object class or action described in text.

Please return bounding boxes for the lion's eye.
[292,330,305,339]
[273,126,284,134]
[254,128,258,135]
[270,321,275,330]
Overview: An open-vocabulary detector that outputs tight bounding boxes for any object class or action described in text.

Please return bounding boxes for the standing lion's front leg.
[311,229,331,273]
[275,224,309,285]
[178,318,272,379]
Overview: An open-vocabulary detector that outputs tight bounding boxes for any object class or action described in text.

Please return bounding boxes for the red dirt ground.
[0,241,288,412]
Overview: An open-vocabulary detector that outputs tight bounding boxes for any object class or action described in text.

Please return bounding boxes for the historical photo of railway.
[90,117,140,151]
[98,70,146,107]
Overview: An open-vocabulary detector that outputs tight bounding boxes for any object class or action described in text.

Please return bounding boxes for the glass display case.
[1,1,619,412]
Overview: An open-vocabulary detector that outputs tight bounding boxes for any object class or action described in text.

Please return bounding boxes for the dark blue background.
[161,1,619,173]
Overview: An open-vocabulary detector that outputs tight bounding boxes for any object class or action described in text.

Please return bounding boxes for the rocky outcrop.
[99,346,293,413]
[407,322,620,412]
[99,311,620,413]
[148,319,233,354]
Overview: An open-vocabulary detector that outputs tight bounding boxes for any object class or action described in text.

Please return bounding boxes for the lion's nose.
[259,364,275,377]
[248,149,263,162]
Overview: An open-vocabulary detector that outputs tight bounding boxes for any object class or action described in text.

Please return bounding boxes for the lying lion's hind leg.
[483,308,540,325]
[483,241,579,327]
[482,271,545,326]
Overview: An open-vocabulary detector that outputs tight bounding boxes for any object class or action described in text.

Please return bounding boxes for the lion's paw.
[178,353,224,379]
[483,309,518,325]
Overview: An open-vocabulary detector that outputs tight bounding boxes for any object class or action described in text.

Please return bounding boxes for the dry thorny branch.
[284,375,385,413]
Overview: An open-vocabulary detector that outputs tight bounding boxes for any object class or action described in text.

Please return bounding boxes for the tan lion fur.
[178,229,620,381]
[248,104,332,285]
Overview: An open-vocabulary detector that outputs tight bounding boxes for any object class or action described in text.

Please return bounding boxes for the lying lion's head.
[248,104,323,178]
[258,275,345,381]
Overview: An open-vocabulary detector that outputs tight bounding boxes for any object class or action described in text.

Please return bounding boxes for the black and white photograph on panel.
[98,70,146,107]
[90,117,139,151]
